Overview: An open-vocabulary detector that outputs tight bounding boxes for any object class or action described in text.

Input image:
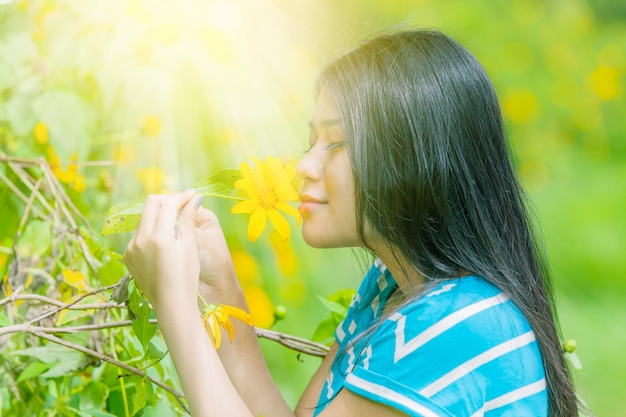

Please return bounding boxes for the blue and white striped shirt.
[314,260,548,416]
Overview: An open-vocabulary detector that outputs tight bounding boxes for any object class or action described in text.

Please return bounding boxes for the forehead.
[310,87,341,128]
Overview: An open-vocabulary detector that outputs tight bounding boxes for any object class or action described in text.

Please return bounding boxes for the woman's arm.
[123,192,406,417]
[123,192,293,417]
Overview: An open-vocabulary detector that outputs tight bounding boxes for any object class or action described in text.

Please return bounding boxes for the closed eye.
[325,141,344,151]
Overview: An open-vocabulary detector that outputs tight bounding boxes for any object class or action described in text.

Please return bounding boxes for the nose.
[297,148,322,182]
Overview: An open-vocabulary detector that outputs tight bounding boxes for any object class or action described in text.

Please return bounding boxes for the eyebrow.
[308,118,342,129]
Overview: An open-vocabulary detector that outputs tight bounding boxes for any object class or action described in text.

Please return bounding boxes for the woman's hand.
[194,206,245,303]
[123,190,202,309]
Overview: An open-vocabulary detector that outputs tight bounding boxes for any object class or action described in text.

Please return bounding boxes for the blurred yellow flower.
[231,157,302,242]
[201,303,253,349]
[33,121,48,144]
[46,147,86,192]
[242,283,275,329]
[588,65,622,100]
[135,166,165,194]
[61,269,91,293]
[269,231,298,276]
[501,89,540,124]
[114,142,135,164]
[141,115,162,137]
[231,250,260,283]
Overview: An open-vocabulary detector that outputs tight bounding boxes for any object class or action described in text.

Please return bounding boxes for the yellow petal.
[267,208,290,240]
[247,209,267,242]
[275,202,302,225]
[220,317,235,341]
[222,305,254,326]
[233,178,259,200]
[210,315,221,349]
[231,199,260,214]
[256,157,278,189]
[282,162,296,181]
[275,182,300,202]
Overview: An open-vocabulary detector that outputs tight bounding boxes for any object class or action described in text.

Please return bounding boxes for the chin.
[301,228,361,249]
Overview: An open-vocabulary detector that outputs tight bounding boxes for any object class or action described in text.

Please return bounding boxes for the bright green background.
[1,0,625,416]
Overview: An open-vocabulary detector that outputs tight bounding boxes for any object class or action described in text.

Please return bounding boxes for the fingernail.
[195,196,204,208]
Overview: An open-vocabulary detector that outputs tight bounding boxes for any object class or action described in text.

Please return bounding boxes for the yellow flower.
[141,115,162,137]
[33,121,48,144]
[135,166,165,193]
[231,157,302,242]
[242,284,275,329]
[201,303,254,349]
[46,147,87,192]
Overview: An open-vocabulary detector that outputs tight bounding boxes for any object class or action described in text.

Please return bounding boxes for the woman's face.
[297,87,361,248]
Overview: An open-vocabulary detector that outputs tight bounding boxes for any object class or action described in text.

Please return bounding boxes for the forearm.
[154,299,253,417]
[198,280,294,417]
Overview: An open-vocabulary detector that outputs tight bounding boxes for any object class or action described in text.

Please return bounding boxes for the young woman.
[123,30,581,416]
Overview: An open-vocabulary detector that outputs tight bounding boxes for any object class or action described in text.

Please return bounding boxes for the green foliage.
[0,0,624,416]
[311,289,355,346]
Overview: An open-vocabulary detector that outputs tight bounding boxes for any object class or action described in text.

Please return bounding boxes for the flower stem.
[197,292,210,309]
[198,192,246,202]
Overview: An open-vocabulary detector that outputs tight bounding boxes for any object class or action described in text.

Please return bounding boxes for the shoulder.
[343,276,547,416]
[385,276,535,363]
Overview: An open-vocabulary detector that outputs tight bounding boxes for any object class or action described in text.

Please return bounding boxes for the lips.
[299,194,326,204]
[298,194,327,215]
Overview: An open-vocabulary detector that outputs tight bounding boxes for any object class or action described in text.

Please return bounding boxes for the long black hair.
[317,30,580,416]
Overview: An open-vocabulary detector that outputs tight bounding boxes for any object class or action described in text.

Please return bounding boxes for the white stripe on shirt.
[345,373,445,417]
[468,379,546,417]
[420,331,536,397]
[484,378,546,411]
[393,294,510,362]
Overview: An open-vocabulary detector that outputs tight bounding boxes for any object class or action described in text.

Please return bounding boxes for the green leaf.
[132,300,157,352]
[11,345,85,378]
[143,342,166,361]
[0,310,12,327]
[40,353,85,378]
[316,295,348,316]
[98,251,126,286]
[83,410,117,417]
[101,203,143,236]
[132,377,148,415]
[192,169,242,196]
[77,381,109,411]
[311,316,341,346]
[16,220,52,258]
[17,361,51,382]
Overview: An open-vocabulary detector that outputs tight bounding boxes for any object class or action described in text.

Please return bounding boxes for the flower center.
[258,187,278,209]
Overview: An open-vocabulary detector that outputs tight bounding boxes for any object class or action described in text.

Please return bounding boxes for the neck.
[374,244,425,295]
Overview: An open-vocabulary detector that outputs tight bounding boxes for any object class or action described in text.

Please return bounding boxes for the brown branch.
[27,284,118,325]
[0,169,51,222]
[3,155,55,214]
[0,293,124,310]
[255,328,329,358]
[28,328,190,414]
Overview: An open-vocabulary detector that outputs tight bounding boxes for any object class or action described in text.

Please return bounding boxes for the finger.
[134,194,165,238]
[153,190,197,240]
[195,206,219,228]
[177,195,203,245]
